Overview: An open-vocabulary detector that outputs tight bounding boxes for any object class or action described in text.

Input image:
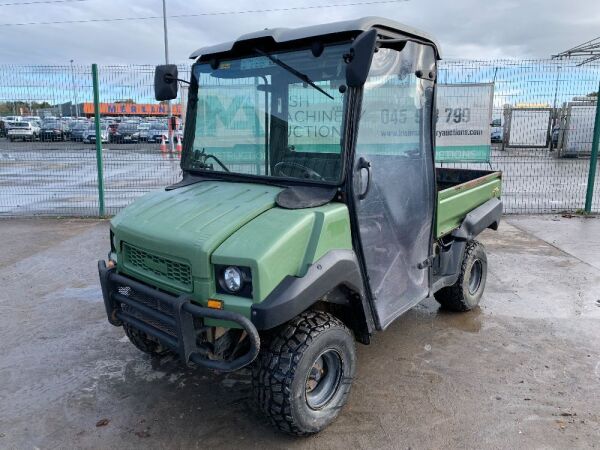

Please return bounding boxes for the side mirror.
[154,64,179,101]
[345,29,378,87]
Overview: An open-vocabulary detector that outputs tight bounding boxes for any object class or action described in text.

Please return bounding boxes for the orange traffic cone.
[176,135,182,153]
[159,134,167,153]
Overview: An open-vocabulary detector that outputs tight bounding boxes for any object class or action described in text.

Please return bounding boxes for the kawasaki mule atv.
[99,17,502,435]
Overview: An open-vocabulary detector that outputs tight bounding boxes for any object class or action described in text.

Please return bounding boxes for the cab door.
[351,42,437,329]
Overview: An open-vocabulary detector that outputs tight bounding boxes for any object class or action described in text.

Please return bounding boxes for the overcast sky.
[0,0,598,64]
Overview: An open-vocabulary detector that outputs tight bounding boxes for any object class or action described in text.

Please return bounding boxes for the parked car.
[40,120,69,141]
[107,122,119,140]
[490,118,503,143]
[109,122,140,143]
[0,119,8,137]
[83,124,109,144]
[7,121,41,141]
[490,129,503,143]
[70,121,90,141]
[551,126,560,147]
[147,121,170,143]
[137,122,152,141]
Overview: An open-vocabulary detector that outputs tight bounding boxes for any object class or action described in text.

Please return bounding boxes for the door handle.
[357,157,371,200]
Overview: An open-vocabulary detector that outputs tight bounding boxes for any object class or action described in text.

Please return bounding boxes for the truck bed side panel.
[436,171,502,238]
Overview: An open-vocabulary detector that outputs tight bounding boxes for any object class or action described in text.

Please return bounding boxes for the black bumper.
[98,260,260,372]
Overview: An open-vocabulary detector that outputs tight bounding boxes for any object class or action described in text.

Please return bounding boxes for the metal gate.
[503,107,552,149]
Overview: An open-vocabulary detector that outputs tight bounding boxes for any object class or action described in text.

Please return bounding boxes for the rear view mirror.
[154,64,179,101]
[345,29,378,87]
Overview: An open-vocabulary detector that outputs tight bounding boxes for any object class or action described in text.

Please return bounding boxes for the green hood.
[111,181,283,286]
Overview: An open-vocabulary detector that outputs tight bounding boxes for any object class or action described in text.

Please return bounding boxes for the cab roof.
[190,16,441,60]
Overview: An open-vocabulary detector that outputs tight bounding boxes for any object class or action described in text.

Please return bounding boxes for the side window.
[356,42,435,157]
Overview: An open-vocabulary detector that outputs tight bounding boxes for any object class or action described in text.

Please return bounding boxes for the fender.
[451,197,503,241]
[250,249,373,332]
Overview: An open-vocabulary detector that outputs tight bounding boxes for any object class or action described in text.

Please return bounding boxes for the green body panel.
[435,171,502,238]
[110,180,352,324]
[112,181,282,317]
[109,171,500,326]
[212,203,352,302]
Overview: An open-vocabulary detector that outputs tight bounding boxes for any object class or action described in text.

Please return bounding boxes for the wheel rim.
[305,349,343,410]
[468,259,483,295]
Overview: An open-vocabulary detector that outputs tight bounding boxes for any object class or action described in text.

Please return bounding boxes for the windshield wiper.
[252,48,334,100]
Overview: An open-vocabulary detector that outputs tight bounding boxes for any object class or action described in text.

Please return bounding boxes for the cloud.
[0,0,598,64]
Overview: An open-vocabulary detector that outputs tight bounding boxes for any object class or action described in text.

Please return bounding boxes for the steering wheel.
[274,161,324,180]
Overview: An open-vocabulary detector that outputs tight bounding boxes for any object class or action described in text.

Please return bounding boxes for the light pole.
[162,0,175,152]
[70,59,79,117]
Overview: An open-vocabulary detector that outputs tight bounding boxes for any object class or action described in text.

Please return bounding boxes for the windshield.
[184,42,351,183]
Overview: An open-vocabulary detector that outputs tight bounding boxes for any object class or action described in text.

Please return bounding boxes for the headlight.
[216,265,252,298]
[223,266,243,292]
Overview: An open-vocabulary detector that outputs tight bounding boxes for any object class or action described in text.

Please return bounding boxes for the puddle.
[435,306,483,333]
[413,299,483,333]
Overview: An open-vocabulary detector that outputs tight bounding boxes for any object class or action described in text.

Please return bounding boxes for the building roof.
[190,16,441,60]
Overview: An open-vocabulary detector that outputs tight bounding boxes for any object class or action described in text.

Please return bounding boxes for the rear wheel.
[252,311,356,436]
[123,323,168,356]
[434,240,487,311]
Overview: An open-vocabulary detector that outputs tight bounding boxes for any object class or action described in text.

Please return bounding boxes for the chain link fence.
[0,60,599,216]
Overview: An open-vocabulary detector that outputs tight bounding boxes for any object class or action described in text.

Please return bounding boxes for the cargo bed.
[435,168,502,238]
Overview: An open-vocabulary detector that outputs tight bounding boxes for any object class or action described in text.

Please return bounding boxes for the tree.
[0,101,53,115]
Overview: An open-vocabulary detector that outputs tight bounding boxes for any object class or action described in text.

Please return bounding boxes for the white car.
[83,124,109,144]
[7,121,41,141]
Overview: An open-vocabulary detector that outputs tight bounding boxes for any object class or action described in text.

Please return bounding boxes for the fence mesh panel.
[439,59,600,214]
[0,60,598,216]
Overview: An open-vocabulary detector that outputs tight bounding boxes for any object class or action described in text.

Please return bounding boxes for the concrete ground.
[0,215,599,449]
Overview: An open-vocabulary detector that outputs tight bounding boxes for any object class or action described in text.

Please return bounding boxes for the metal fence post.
[584,82,600,213]
[91,64,106,216]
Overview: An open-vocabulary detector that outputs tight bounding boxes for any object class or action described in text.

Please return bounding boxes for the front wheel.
[123,323,168,356]
[252,311,356,436]
[434,240,487,311]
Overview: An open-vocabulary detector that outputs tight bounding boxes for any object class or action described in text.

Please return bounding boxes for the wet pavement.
[0,215,599,449]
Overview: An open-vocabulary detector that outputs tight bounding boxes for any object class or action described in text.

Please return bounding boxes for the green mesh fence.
[0,60,598,216]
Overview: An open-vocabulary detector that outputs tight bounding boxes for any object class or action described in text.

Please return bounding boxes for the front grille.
[115,283,177,337]
[123,243,192,291]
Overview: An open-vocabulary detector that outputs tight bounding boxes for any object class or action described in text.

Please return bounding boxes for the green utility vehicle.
[99,17,502,435]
